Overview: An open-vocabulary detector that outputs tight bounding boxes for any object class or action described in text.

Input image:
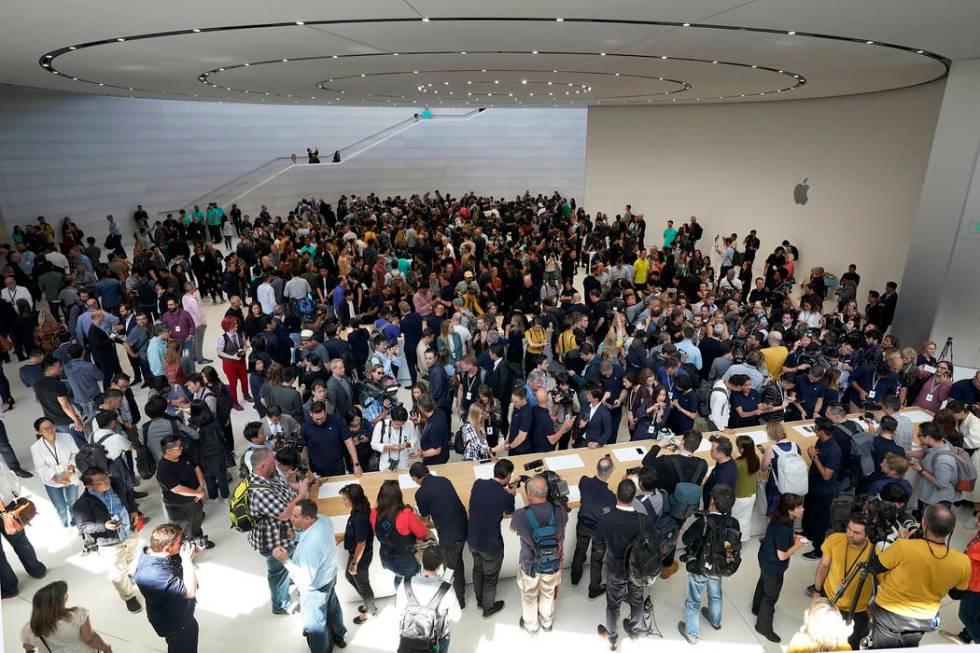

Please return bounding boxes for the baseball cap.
[300,329,314,340]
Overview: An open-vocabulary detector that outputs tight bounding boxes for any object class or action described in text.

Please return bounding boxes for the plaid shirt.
[246,473,296,554]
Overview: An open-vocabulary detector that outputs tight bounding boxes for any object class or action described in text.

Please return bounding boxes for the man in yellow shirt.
[633,250,651,288]
[809,513,873,649]
[869,504,972,648]
[761,331,789,379]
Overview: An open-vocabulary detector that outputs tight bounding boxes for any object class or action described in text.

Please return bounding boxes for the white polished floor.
[1,291,975,652]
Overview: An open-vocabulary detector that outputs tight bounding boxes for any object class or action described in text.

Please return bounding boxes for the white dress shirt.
[30,434,80,488]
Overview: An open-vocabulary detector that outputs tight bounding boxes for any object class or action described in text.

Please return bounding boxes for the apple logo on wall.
[794,178,810,205]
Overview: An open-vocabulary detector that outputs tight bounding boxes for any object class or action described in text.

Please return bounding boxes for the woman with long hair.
[370,480,428,586]
[733,435,761,542]
[753,493,806,643]
[759,420,803,515]
[933,406,963,449]
[20,581,112,652]
[243,302,267,339]
[623,371,651,436]
[33,309,66,354]
[340,483,376,623]
[820,367,842,414]
[162,341,186,386]
[632,384,671,441]
[461,403,492,462]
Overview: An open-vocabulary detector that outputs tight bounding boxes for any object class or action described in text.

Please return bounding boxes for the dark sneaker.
[12,468,33,479]
[588,584,606,599]
[701,606,721,630]
[482,600,504,618]
[677,622,697,645]
[126,597,143,613]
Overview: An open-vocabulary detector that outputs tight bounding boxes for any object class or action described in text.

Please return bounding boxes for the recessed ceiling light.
[443,81,449,85]
[467,81,472,84]
[614,73,620,76]
[682,23,691,27]
[69,46,76,50]
[393,52,399,56]
[332,55,338,59]
[117,38,125,42]
[521,79,527,84]
[661,56,668,60]
[282,59,288,62]
[787,31,796,35]
[98,83,104,86]
[494,80,499,84]
[422,17,430,22]
[296,21,304,25]
[72,77,77,80]
[752,65,757,68]
[916,49,924,54]
[243,63,249,66]
[414,70,419,74]
[218,68,224,71]
[460,51,466,54]
[532,50,538,54]
[556,17,564,22]
[193,28,201,33]
[600,52,606,56]
[361,74,366,77]
[866,40,874,44]
[712,60,718,64]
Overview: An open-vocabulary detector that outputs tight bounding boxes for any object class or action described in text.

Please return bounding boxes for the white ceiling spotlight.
[787,31,796,35]
[421,17,430,22]
[682,23,691,27]
[192,28,201,33]
[556,17,564,22]
[295,21,304,25]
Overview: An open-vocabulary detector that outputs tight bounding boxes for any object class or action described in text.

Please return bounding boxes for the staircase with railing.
[157,108,486,216]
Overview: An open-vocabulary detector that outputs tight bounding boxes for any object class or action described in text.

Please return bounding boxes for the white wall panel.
[0,86,585,238]
[584,84,944,297]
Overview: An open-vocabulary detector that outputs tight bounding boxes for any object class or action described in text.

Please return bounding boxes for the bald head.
[767,331,783,345]
[526,476,548,502]
[597,456,614,479]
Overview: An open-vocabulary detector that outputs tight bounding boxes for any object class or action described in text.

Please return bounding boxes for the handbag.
[2,497,38,534]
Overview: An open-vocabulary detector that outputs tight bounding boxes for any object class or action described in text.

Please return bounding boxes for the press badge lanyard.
[464,373,479,401]
[868,373,880,399]
[665,376,674,399]
[926,377,941,403]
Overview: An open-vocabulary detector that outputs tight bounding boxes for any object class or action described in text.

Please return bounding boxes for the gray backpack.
[399,578,451,647]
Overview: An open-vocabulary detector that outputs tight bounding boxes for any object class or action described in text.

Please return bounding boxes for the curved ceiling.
[4,0,979,108]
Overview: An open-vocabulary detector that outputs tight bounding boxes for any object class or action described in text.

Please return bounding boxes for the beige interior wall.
[584,84,944,296]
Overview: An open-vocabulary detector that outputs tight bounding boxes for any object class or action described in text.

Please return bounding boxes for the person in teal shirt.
[664,219,678,248]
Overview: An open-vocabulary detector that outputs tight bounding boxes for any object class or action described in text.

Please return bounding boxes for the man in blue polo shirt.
[300,401,361,477]
[418,396,450,465]
[411,462,468,607]
[848,360,899,412]
[468,459,516,617]
[802,417,842,560]
[793,366,827,420]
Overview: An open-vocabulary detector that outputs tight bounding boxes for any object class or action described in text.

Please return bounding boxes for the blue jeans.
[55,423,87,449]
[685,573,722,637]
[0,528,47,596]
[301,577,346,653]
[262,549,293,612]
[381,554,420,589]
[44,484,79,527]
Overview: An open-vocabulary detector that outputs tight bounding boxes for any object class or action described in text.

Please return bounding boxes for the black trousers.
[802,493,834,554]
[163,501,205,539]
[605,570,644,644]
[405,350,418,386]
[570,527,605,590]
[439,541,466,606]
[752,568,785,634]
[845,609,870,650]
[868,604,933,649]
[469,546,504,611]
[127,354,144,383]
[344,555,376,613]
[164,617,199,653]
[0,421,26,472]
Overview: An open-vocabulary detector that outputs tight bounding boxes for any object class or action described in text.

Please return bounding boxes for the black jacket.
[487,359,514,404]
[72,477,138,548]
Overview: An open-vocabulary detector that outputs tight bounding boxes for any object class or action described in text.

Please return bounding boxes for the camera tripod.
[938,336,953,367]
[828,544,880,649]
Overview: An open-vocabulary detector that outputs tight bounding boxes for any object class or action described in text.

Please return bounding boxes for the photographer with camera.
[371,406,418,472]
[806,511,873,649]
[867,504,971,648]
[134,523,201,653]
[510,475,568,634]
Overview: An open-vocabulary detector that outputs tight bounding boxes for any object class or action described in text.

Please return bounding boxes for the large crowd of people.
[2,191,980,653]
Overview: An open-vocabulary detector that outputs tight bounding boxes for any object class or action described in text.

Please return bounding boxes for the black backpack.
[74,433,114,474]
[452,426,466,456]
[626,513,662,587]
[692,515,742,577]
[204,387,232,427]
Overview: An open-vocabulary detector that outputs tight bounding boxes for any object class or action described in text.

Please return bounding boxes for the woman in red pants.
[215,316,250,409]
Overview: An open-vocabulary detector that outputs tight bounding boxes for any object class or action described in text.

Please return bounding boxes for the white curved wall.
[0,85,585,237]
[584,84,944,296]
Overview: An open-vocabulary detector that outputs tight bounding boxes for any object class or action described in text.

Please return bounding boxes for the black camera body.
[551,387,575,406]
[862,497,917,544]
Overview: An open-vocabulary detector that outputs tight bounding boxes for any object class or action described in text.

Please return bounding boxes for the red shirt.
[370,507,429,539]
[967,535,980,592]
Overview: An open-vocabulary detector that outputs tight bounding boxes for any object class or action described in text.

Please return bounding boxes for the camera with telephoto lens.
[184,535,208,550]
[861,496,917,544]
[357,380,402,410]
[538,470,570,511]
[508,474,532,490]
[551,386,575,407]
